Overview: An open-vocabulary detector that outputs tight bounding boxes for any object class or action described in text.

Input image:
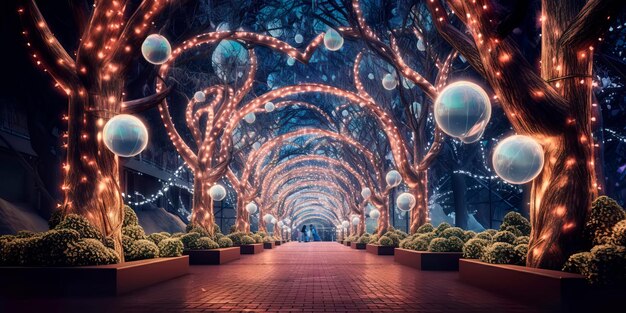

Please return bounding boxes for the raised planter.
[184,247,240,265]
[275,241,282,246]
[344,241,351,247]
[0,256,189,296]
[240,243,264,254]
[350,242,366,250]
[459,259,589,308]
[394,249,461,270]
[366,244,395,255]
[263,241,275,249]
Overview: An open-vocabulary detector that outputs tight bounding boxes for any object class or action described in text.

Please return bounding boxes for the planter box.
[394,249,462,271]
[459,259,589,307]
[240,243,264,254]
[344,241,351,247]
[275,241,282,246]
[350,242,366,250]
[366,244,395,255]
[263,242,275,249]
[0,256,188,296]
[184,247,240,265]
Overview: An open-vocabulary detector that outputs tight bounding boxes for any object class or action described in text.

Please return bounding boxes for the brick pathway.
[1,242,548,313]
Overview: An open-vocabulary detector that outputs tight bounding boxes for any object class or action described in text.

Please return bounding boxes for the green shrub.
[122,225,146,240]
[462,231,476,242]
[196,237,219,249]
[563,252,591,276]
[434,222,451,236]
[441,227,464,239]
[585,196,626,245]
[586,244,626,285]
[480,242,519,264]
[227,232,247,246]
[416,232,436,244]
[393,229,408,240]
[241,235,255,245]
[493,231,517,244]
[475,232,493,241]
[513,236,530,246]
[428,238,448,252]
[368,234,379,244]
[218,237,233,248]
[158,238,183,257]
[171,232,184,238]
[502,225,523,237]
[103,237,115,250]
[48,210,65,229]
[180,232,202,250]
[214,233,225,241]
[36,229,81,265]
[412,239,429,251]
[147,233,169,245]
[126,239,159,261]
[416,223,434,234]
[500,211,531,236]
[122,235,134,256]
[385,233,400,247]
[16,230,39,238]
[263,236,273,243]
[65,239,119,265]
[252,234,263,243]
[378,236,394,246]
[463,238,489,259]
[515,244,528,265]
[122,205,139,227]
[357,234,371,244]
[55,214,102,239]
[187,225,210,237]
[484,229,498,236]
[611,220,626,246]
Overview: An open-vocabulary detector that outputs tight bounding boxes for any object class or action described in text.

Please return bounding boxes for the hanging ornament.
[396,193,416,211]
[287,57,295,66]
[368,73,375,80]
[244,112,256,124]
[369,209,380,219]
[252,142,261,150]
[211,40,248,81]
[294,33,304,44]
[264,102,276,112]
[412,102,422,119]
[263,214,274,224]
[492,135,545,184]
[434,81,491,142]
[193,91,206,102]
[103,114,149,157]
[141,34,171,65]
[271,217,278,224]
[209,184,227,201]
[361,187,371,199]
[324,28,344,51]
[416,38,426,52]
[341,110,349,117]
[341,220,350,228]
[386,170,402,187]
[382,73,397,90]
[277,220,284,228]
[352,217,360,226]
[246,202,258,214]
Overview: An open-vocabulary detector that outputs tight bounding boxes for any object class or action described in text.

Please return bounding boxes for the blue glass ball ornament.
[396,193,416,211]
[324,28,344,51]
[141,34,171,65]
[294,34,304,44]
[209,184,227,201]
[382,73,397,90]
[211,40,248,81]
[492,135,544,184]
[434,81,491,141]
[386,170,402,187]
[103,114,149,157]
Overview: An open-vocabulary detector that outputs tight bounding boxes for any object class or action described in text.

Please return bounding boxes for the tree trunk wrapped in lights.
[425,0,622,268]
[20,0,172,261]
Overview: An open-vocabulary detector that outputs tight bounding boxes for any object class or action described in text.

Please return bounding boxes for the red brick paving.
[1,242,549,313]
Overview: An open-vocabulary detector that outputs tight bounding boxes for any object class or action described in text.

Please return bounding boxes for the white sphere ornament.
[434,81,491,141]
[287,57,295,66]
[212,40,248,81]
[264,102,275,112]
[103,114,149,157]
[492,135,545,184]
[294,33,304,43]
[385,170,402,187]
[341,220,350,228]
[252,142,261,150]
[369,209,380,219]
[396,193,416,211]
[271,217,278,224]
[324,28,344,51]
[209,184,227,201]
[244,113,256,124]
[193,91,206,102]
[341,110,349,117]
[277,221,284,228]
[382,73,398,90]
[141,34,171,65]
[283,218,291,225]
[417,38,426,52]
[361,187,372,199]
[368,73,375,80]
[352,217,360,226]
[263,214,274,224]
[245,202,258,214]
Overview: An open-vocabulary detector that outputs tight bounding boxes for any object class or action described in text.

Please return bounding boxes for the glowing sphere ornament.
[277,221,284,228]
[245,202,258,214]
[263,214,275,224]
[341,110,349,117]
[341,220,350,229]
[352,217,360,226]
[264,102,275,112]
[492,135,545,184]
[417,38,426,52]
[382,73,397,90]
[141,34,171,65]
[209,184,227,201]
[244,113,256,124]
[283,218,291,225]
[396,193,416,211]
[287,57,295,66]
[103,114,149,157]
[194,91,206,102]
[294,33,304,43]
[368,73,374,80]
[271,217,278,224]
[324,28,344,51]
[212,40,248,81]
[361,187,371,199]
[252,142,261,150]
[434,81,491,141]
[369,209,380,219]
[386,170,402,187]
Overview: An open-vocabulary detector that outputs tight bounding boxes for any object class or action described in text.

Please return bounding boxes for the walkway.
[2,242,547,313]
